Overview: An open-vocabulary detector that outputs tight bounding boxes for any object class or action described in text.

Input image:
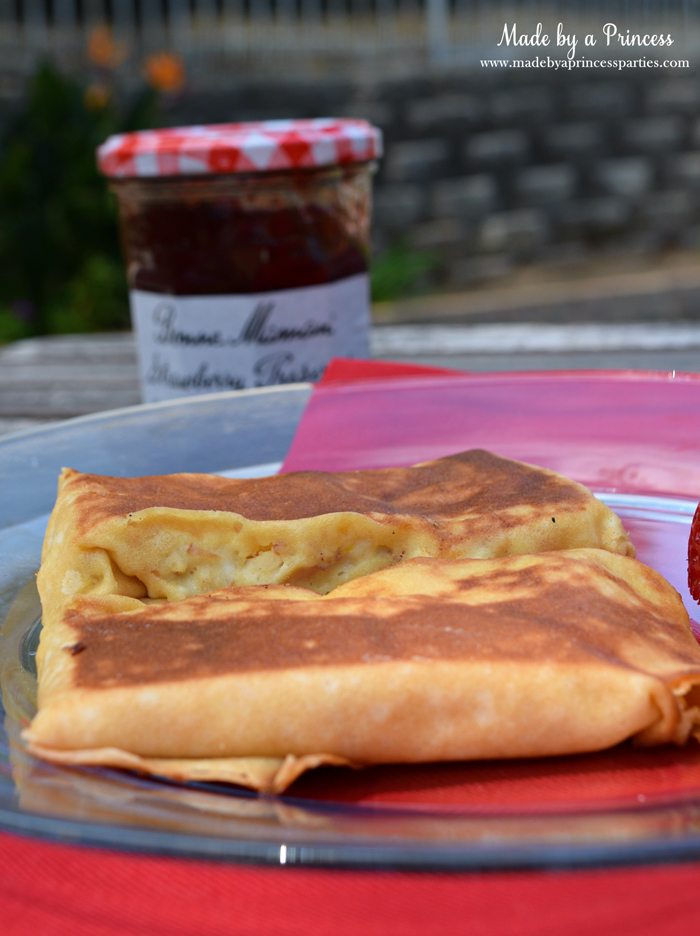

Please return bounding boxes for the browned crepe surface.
[36,450,634,626]
[25,551,700,792]
[56,449,594,527]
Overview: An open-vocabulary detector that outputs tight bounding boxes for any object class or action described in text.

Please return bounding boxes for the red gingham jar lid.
[97,118,382,178]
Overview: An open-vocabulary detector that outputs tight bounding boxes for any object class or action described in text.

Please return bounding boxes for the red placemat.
[3,830,700,936]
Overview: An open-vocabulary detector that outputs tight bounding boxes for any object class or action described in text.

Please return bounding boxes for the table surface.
[1,320,698,437]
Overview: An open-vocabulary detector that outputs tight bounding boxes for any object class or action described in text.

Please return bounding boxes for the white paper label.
[130,274,370,402]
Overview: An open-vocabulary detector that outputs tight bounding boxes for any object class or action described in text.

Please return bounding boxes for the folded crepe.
[36,450,633,631]
[24,550,700,793]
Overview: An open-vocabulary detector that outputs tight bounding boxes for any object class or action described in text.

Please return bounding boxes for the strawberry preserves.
[98,120,381,402]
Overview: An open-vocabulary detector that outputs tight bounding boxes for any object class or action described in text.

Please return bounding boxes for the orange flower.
[87,24,127,69]
[144,52,186,93]
[84,82,111,111]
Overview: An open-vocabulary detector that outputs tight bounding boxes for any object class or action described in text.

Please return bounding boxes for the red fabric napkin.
[5,357,700,934]
[282,359,700,498]
[319,356,462,384]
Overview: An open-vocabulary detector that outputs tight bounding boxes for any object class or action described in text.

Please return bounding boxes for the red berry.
[689,503,700,602]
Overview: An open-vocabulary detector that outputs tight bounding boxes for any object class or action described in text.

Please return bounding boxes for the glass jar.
[97,119,382,402]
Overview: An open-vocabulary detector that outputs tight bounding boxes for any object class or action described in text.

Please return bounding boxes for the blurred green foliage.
[0,62,159,343]
[0,61,436,344]
[370,241,437,304]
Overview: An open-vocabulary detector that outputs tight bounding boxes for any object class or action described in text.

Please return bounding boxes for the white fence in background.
[0,0,699,72]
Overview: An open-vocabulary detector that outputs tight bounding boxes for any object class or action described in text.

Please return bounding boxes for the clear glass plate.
[2,374,700,871]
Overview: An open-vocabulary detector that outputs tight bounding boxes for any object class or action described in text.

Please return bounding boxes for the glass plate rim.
[3,372,700,871]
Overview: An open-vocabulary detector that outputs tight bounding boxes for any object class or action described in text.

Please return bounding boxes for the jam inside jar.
[113,165,372,295]
[98,120,381,402]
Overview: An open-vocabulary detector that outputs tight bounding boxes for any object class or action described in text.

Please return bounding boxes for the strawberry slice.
[689,503,700,602]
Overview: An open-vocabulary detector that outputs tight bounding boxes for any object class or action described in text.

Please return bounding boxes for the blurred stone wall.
[369,70,700,290]
[137,66,700,289]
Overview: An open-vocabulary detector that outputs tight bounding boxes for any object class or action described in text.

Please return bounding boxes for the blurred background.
[1,1,700,343]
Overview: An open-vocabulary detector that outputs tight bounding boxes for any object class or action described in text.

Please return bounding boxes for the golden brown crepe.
[36,450,633,633]
[24,550,700,793]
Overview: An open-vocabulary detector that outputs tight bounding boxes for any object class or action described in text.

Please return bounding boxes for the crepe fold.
[36,450,633,632]
[24,551,700,793]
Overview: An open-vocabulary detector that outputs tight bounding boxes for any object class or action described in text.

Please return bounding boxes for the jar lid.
[97,118,382,178]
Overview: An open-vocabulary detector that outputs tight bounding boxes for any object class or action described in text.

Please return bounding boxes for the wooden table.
[1,322,698,438]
